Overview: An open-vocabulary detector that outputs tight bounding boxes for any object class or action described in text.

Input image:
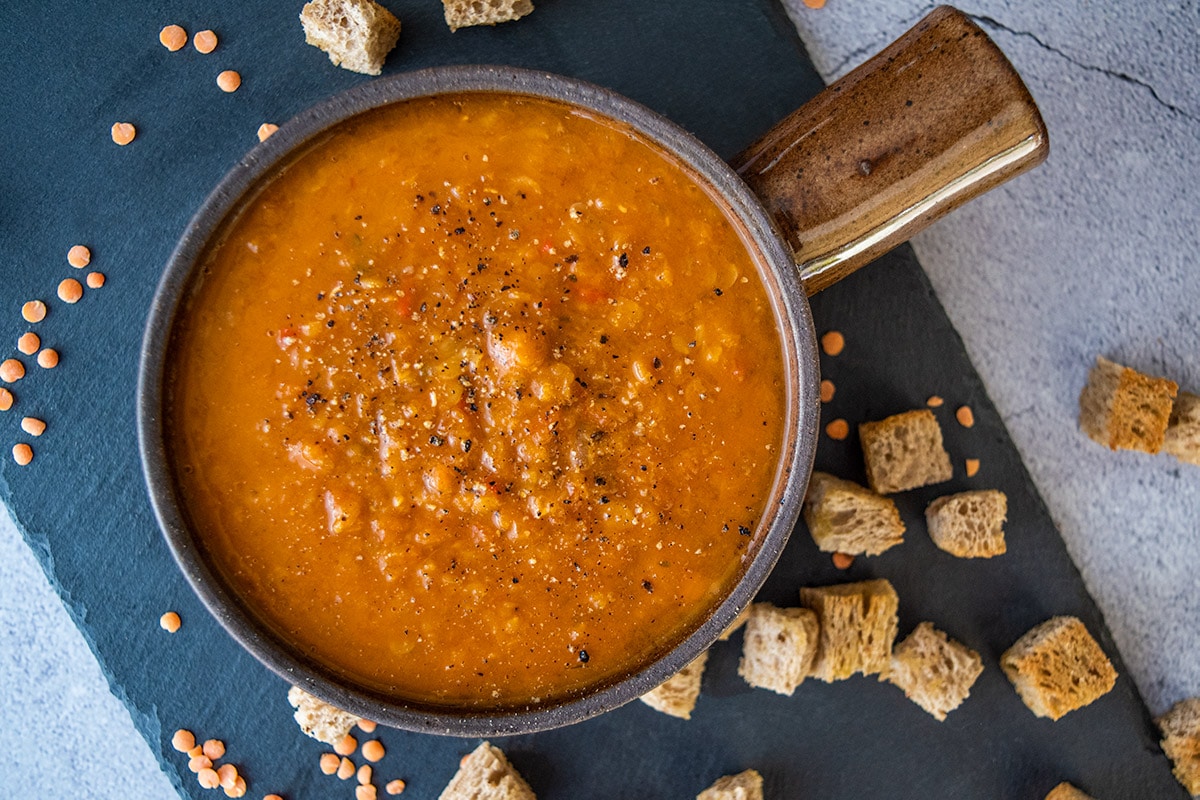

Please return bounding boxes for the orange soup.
[169,93,785,708]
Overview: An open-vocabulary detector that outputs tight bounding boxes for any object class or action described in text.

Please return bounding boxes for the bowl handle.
[731,5,1048,296]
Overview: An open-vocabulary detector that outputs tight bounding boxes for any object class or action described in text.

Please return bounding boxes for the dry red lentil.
[926,395,944,408]
[86,271,106,289]
[804,0,826,7]
[361,740,384,763]
[217,70,241,92]
[357,764,372,784]
[334,734,357,756]
[257,123,279,142]
[17,332,39,355]
[197,768,220,789]
[825,418,849,440]
[0,388,12,412]
[36,348,59,369]
[217,763,238,789]
[189,754,212,773]
[337,757,355,780]
[831,552,854,569]
[21,301,47,323]
[160,611,182,632]
[820,330,845,356]
[819,379,835,403]
[57,279,83,303]
[67,244,91,268]
[223,776,246,798]
[12,443,33,466]
[0,359,25,383]
[320,753,340,775]
[956,405,976,428]
[160,24,187,51]
[203,739,226,760]
[385,780,406,795]
[965,458,981,477]
[194,29,218,53]
[172,729,196,752]
[356,786,378,800]
[111,122,137,146]
[356,720,377,733]
[20,417,45,437]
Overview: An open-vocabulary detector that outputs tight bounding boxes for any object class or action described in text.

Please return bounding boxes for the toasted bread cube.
[640,651,708,719]
[737,604,819,695]
[1044,783,1095,800]
[1157,697,1200,796]
[439,741,536,800]
[300,0,401,76]
[859,409,953,494]
[803,471,905,556]
[1165,390,1200,467]
[800,579,898,682]
[1001,616,1117,720]
[925,489,1008,558]
[287,685,362,746]
[442,0,534,31]
[1079,356,1178,453]
[697,769,763,800]
[884,622,983,721]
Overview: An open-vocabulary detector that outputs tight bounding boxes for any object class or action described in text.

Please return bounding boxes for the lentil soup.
[168,92,786,708]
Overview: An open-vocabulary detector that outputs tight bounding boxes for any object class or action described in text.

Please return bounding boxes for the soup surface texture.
[169,92,785,708]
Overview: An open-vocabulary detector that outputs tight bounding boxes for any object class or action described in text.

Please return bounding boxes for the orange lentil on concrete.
[17,332,39,355]
[21,301,47,323]
[965,458,981,477]
[202,739,226,760]
[337,757,356,780]
[36,348,59,369]
[334,734,357,756]
[0,359,25,383]
[160,24,188,51]
[361,740,384,763]
[67,244,91,268]
[172,729,196,752]
[87,272,106,289]
[385,780,406,795]
[356,785,378,800]
[926,395,944,408]
[804,0,827,8]
[0,388,13,412]
[320,753,340,775]
[12,443,33,466]
[160,611,182,632]
[193,29,218,53]
[111,122,137,146]
[357,764,372,784]
[825,418,849,440]
[956,405,976,428]
[257,123,279,142]
[819,379,835,403]
[820,330,845,356]
[197,768,221,789]
[832,552,854,570]
[58,278,83,303]
[217,70,241,92]
[20,417,45,437]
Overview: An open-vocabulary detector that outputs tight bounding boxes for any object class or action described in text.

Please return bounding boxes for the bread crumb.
[1157,697,1200,796]
[640,651,708,719]
[1079,355,1177,453]
[1001,616,1117,720]
[883,622,983,721]
[301,0,401,76]
[697,769,763,800]
[288,685,363,745]
[442,0,534,31]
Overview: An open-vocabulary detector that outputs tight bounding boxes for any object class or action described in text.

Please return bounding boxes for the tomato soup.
[168,93,785,708]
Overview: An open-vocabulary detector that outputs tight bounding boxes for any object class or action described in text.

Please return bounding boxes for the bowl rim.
[136,64,820,736]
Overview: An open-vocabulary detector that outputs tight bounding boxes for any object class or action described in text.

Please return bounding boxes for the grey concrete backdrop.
[2,1,1196,797]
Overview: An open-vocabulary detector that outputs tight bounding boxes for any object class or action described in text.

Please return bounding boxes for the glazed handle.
[732,6,1048,295]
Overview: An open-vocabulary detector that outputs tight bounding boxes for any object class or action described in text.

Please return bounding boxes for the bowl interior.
[137,65,820,736]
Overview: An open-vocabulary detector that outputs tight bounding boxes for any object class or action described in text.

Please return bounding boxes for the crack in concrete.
[968,12,1199,124]
[823,1,940,78]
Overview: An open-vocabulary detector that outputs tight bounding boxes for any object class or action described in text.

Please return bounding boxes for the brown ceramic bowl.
[138,6,1046,736]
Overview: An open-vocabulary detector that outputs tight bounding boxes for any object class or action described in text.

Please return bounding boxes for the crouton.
[697,769,763,800]
[799,579,899,682]
[442,0,534,31]
[924,489,1008,558]
[300,0,401,76]
[1000,616,1117,720]
[1157,697,1200,796]
[883,622,983,721]
[439,741,536,800]
[1079,355,1178,453]
[859,409,953,494]
[640,651,708,720]
[737,603,820,695]
[1164,390,1200,467]
[287,685,362,746]
[803,471,905,556]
